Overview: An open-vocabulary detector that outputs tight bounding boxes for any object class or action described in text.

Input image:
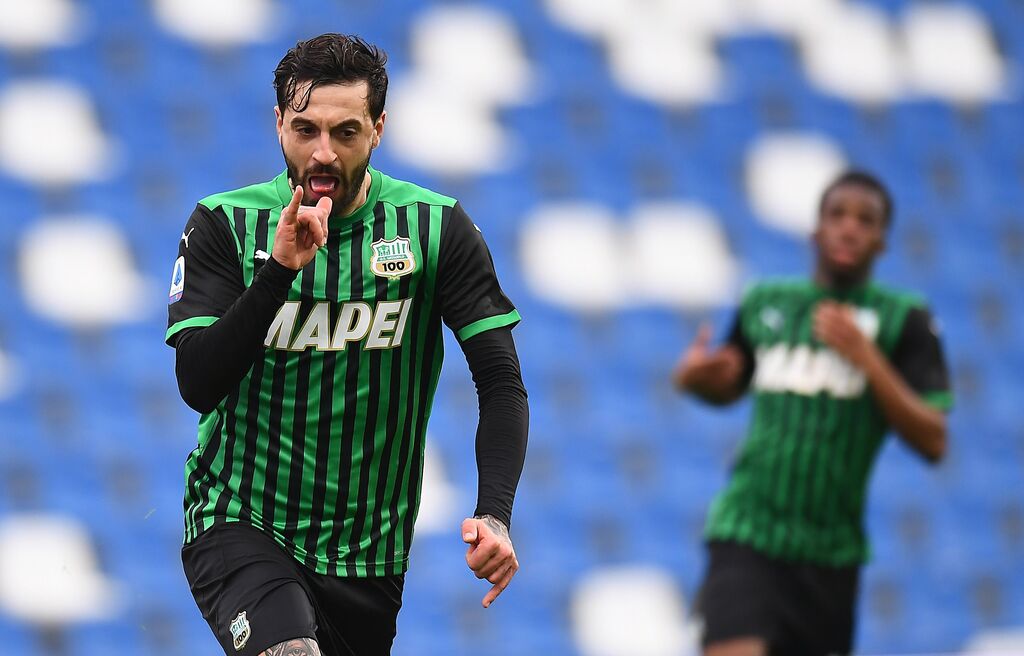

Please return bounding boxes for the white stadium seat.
[0,81,113,186]
[19,217,150,327]
[412,441,461,536]
[903,3,1006,103]
[745,133,847,237]
[800,2,903,104]
[0,514,120,624]
[521,202,738,310]
[153,0,274,47]
[607,16,724,106]
[627,203,739,307]
[571,565,698,656]
[386,6,532,176]
[520,203,628,312]
[0,0,79,51]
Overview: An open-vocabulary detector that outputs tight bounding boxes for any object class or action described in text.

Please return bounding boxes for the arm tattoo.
[475,514,511,544]
[262,638,321,656]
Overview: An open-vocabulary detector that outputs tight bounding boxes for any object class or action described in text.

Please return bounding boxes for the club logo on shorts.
[168,256,185,304]
[229,611,251,651]
[370,237,416,279]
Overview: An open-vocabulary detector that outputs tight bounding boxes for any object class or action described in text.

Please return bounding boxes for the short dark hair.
[819,170,894,227]
[273,34,388,121]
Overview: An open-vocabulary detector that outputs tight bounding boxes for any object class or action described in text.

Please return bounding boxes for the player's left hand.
[462,515,518,608]
[813,301,875,369]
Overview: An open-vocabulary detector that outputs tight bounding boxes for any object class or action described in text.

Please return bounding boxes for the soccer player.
[165,34,527,656]
[673,171,952,656]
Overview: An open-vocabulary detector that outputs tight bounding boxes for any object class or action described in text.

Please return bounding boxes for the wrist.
[857,341,885,377]
[270,252,301,272]
[258,257,301,299]
[474,513,510,535]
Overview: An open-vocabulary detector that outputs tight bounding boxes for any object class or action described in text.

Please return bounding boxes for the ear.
[275,105,284,144]
[371,110,386,149]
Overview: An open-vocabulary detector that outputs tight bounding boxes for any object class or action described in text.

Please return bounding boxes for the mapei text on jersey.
[264,299,412,352]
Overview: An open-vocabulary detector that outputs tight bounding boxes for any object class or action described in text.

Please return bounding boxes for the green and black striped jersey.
[705,278,952,566]
[166,167,520,576]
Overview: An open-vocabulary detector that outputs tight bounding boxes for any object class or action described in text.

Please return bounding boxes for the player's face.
[814,183,887,281]
[276,81,385,215]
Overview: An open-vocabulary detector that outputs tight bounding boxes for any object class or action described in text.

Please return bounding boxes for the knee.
[259,637,322,656]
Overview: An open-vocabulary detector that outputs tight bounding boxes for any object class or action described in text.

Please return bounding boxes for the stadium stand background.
[0,0,1021,654]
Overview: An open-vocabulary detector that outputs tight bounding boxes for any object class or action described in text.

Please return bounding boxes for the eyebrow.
[289,117,363,131]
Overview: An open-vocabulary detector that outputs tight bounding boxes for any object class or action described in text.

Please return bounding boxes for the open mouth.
[308,175,339,195]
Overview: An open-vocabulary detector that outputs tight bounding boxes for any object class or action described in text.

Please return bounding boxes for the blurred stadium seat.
[0,0,1021,654]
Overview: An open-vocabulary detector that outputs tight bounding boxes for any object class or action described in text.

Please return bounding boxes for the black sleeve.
[889,307,953,411]
[166,205,299,413]
[166,205,245,339]
[725,309,756,389]
[437,203,519,342]
[173,259,298,413]
[460,327,528,531]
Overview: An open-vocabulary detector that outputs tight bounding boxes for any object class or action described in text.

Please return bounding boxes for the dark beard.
[282,148,372,216]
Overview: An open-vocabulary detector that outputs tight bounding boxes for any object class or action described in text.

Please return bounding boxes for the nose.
[836,214,864,242]
[312,133,337,166]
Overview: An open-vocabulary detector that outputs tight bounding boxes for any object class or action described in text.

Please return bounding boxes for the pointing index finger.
[284,185,303,221]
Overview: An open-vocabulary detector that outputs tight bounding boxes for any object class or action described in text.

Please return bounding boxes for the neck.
[814,264,871,291]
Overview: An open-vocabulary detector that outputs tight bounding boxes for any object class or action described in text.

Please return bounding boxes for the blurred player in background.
[165,34,528,656]
[673,171,952,656]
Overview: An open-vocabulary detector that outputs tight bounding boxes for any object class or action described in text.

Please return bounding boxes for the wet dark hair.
[273,34,388,120]
[819,170,894,228]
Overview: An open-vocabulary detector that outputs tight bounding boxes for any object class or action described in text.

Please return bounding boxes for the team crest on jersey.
[370,237,416,278]
[229,611,250,651]
[760,306,784,333]
[168,256,185,304]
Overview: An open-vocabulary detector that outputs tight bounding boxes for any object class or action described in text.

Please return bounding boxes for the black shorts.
[182,522,404,656]
[694,540,860,656]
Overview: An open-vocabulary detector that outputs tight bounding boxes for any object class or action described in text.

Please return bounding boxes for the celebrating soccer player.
[165,34,528,656]
[674,171,952,656]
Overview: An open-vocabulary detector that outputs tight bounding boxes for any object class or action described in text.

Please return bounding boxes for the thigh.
[182,522,319,656]
[695,541,780,649]
[783,564,859,656]
[304,573,406,656]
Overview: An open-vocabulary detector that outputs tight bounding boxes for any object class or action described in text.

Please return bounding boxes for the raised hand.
[673,322,743,391]
[462,515,518,608]
[271,185,331,270]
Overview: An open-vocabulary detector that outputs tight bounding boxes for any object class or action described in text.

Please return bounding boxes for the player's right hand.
[271,185,331,270]
[672,322,743,391]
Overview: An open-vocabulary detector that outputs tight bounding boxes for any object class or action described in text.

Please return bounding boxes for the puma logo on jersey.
[255,249,271,261]
[181,227,196,248]
[754,344,867,398]
[265,299,412,351]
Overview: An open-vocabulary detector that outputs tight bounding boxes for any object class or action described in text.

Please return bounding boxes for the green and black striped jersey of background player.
[673,171,951,656]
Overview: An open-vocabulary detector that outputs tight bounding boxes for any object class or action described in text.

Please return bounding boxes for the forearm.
[862,348,947,462]
[673,350,746,405]
[461,329,529,530]
[174,258,298,413]
[680,375,744,405]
